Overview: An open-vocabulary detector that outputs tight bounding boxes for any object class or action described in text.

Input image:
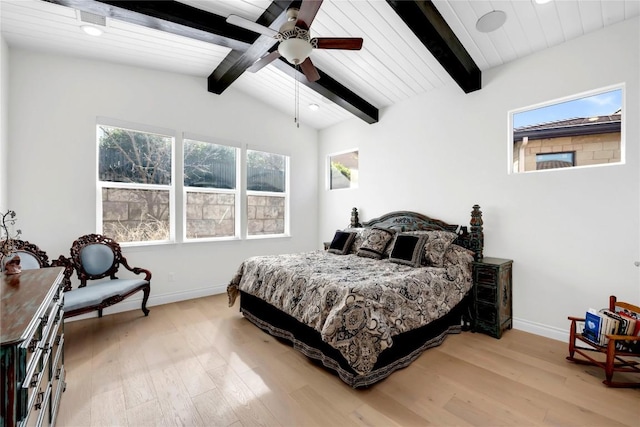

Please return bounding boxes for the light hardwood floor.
[57,294,640,427]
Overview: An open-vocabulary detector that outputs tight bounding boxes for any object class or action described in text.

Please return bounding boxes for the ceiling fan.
[226,0,363,82]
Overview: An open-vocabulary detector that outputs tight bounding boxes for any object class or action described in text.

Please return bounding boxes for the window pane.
[247,195,285,235]
[247,150,285,192]
[330,150,359,190]
[511,87,622,173]
[99,126,172,184]
[102,188,170,242]
[184,140,236,189]
[186,192,235,238]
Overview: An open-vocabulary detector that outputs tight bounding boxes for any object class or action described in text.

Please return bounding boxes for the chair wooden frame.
[567,295,640,388]
[62,234,151,318]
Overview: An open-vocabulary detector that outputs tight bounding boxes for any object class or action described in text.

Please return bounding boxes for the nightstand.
[472,257,513,339]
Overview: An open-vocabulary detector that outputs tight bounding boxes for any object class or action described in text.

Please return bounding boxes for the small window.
[246,149,288,236]
[510,86,623,173]
[329,150,359,190]
[536,152,575,170]
[98,124,173,243]
[184,138,240,240]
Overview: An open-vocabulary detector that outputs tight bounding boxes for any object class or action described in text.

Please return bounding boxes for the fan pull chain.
[294,64,300,128]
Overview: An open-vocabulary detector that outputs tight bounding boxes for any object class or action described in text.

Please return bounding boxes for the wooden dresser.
[1,268,66,427]
[472,257,513,339]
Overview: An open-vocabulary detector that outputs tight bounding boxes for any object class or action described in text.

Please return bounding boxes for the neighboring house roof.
[514,113,621,142]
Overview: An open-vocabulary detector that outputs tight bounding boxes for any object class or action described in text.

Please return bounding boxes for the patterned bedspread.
[227,248,473,375]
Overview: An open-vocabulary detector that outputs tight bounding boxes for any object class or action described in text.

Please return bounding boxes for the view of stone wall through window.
[247,195,285,235]
[186,192,235,238]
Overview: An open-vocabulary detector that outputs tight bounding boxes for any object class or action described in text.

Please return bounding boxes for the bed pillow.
[389,234,428,267]
[328,230,357,255]
[357,227,395,259]
[443,243,475,267]
[423,230,459,267]
[343,227,367,254]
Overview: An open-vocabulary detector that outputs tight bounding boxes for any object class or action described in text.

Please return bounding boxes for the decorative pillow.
[343,227,367,254]
[389,234,428,267]
[357,227,395,259]
[328,230,357,255]
[423,230,459,267]
[442,244,475,267]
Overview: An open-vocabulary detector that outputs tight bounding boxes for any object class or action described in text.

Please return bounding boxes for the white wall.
[7,49,319,315]
[0,36,8,210]
[318,18,640,341]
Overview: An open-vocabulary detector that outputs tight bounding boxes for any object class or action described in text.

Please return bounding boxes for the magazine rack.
[567,296,640,388]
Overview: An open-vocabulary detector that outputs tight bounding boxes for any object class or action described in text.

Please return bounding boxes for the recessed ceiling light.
[81,25,103,36]
[534,0,553,4]
[476,10,507,33]
[308,103,319,111]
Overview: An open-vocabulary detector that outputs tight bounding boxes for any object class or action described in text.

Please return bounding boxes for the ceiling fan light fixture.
[278,38,313,65]
[476,10,507,33]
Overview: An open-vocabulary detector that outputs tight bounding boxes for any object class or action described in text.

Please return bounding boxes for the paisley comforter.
[227,248,473,375]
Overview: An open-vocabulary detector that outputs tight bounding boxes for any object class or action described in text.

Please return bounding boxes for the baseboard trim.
[513,317,568,342]
[64,283,228,322]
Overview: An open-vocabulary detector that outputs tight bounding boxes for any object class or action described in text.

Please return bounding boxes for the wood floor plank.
[207,365,282,427]
[125,399,168,427]
[59,294,640,427]
[191,387,239,427]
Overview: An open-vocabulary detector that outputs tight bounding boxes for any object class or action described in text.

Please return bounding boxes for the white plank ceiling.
[1,0,638,130]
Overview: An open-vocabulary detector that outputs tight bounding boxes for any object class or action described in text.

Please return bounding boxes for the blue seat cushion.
[63,279,149,312]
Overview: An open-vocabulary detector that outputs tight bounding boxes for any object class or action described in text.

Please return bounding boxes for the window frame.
[508,83,625,174]
[182,134,242,242]
[327,148,359,190]
[245,147,290,239]
[96,118,176,247]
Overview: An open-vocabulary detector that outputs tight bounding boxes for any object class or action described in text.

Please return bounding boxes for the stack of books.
[582,306,640,352]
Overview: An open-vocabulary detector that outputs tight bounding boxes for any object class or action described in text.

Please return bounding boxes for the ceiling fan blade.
[226,14,278,38]
[248,51,281,72]
[300,57,320,82]
[313,37,363,50]
[296,0,323,29]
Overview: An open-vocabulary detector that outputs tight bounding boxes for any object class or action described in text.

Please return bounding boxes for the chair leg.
[568,319,577,359]
[604,340,616,384]
[141,284,150,316]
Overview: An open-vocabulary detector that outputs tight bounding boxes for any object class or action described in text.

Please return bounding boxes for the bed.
[227,205,484,387]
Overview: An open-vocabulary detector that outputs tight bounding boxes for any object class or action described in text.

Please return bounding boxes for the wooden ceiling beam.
[208,1,293,94]
[44,0,255,50]
[271,59,378,124]
[386,0,481,93]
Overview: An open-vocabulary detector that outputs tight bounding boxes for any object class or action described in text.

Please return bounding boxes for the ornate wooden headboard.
[350,205,484,260]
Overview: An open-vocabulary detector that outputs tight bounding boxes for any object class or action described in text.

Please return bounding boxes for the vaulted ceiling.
[1,0,638,129]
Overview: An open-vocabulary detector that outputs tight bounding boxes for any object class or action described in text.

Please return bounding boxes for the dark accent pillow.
[389,234,428,267]
[357,227,395,259]
[328,230,357,255]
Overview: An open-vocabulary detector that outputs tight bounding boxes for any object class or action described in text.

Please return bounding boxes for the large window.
[98,124,173,243]
[510,85,623,173]
[183,138,240,240]
[246,149,288,236]
[97,122,290,243]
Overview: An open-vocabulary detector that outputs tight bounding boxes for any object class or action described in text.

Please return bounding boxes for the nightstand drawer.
[475,301,497,324]
[474,266,497,285]
[476,284,496,304]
